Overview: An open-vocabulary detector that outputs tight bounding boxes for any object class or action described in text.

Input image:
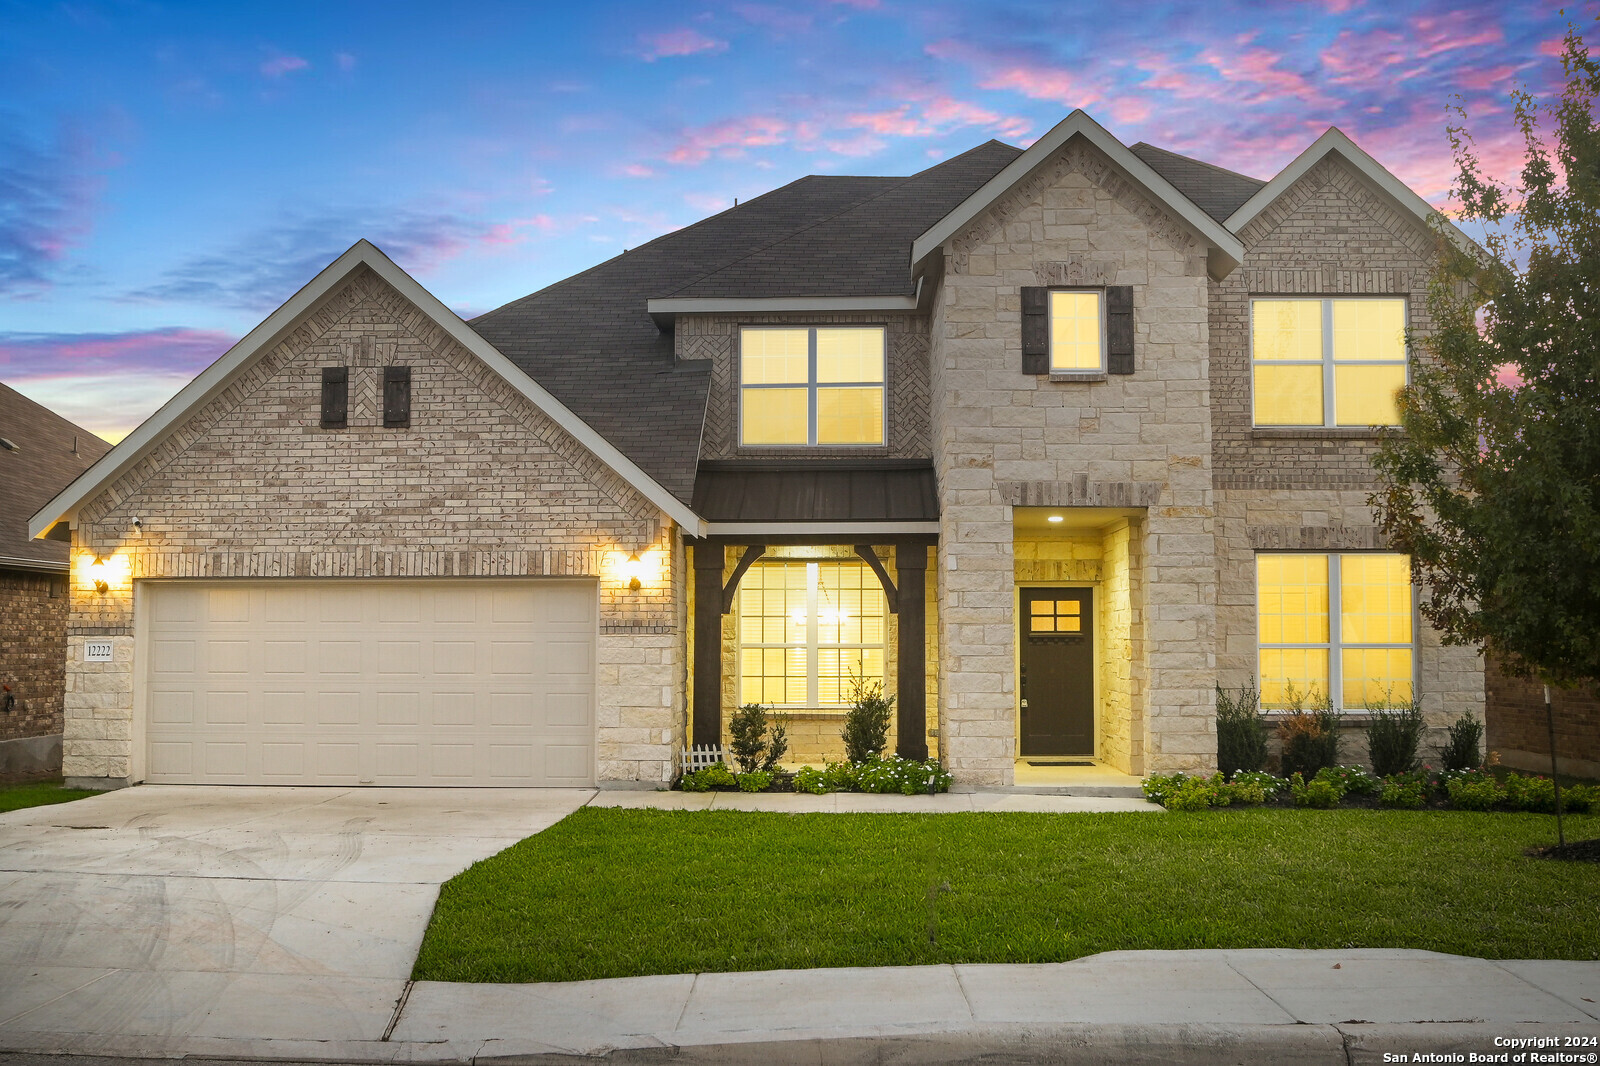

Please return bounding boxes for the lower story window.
[1256,552,1414,709]
[738,560,886,708]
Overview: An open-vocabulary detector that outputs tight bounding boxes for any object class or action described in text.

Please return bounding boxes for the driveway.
[0,785,593,1058]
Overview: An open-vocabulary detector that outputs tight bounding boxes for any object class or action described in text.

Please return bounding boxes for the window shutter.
[320,367,348,428]
[383,366,411,427]
[1106,285,1134,374]
[1021,286,1048,375]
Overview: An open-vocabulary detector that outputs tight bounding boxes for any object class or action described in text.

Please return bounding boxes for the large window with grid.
[737,560,886,708]
[1256,553,1415,709]
[1251,297,1407,427]
[739,327,885,446]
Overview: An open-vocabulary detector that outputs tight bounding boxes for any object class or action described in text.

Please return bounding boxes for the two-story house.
[31,111,1483,790]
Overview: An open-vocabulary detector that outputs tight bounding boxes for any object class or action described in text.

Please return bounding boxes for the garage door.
[141,579,595,786]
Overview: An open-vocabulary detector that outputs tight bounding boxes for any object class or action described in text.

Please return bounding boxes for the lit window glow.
[740,327,885,446]
[1049,290,1104,371]
[739,560,885,707]
[1252,298,1406,427]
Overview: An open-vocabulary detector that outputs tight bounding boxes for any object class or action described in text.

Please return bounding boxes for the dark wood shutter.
[1106,285,1134,375]
[1021,286,1048,375]
[320,367,348,428]
[383,366,411,427]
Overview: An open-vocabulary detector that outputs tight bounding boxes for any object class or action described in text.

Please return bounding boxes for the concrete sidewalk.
[1,950,1596,1063]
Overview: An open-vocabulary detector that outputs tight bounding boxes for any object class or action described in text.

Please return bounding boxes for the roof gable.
[30,240,705,541]
[0,384,110,569]
[1225,127,1475,256]
[911,111,1246,281]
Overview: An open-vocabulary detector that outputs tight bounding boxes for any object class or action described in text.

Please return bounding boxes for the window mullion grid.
[807,329,818,446]
[1328,553,1344,711]
[1321,299,1336,428]
[805,562,819,708]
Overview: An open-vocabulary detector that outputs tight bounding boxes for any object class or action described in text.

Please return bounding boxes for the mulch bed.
[1528,837,1600,863]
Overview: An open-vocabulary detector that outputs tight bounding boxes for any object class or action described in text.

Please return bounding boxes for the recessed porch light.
[1046,515,1064,523]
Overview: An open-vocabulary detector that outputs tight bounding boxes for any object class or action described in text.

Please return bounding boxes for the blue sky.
[0,0,1579,440]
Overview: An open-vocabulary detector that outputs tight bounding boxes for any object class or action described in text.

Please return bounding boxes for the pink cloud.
[0,327,236,380]
[621,163,656,178]
[1409,14,1503,59]
[665,115,789,164]
[259,54,309,78]
[638,28,728,61]
[1200,47,1331,106]
[1538,37,1567,57]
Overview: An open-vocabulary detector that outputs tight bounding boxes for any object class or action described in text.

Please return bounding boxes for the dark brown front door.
[1019,587,1094,756]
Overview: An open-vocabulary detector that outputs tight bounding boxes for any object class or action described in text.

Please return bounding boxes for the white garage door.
[141,579,596,786]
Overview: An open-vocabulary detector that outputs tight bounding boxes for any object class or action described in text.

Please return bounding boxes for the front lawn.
[0,779,98,814]
[413,807,1600,983]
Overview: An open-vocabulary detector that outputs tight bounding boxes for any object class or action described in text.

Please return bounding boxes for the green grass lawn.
[413,807,1600,984]
[0,779,99,814]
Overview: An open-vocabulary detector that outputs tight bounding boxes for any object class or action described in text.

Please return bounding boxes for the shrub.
[842,680,893,764]
[1502,773,1558,812]
[679,761,737,792]
[1277,688,1341,778]
[1563,783,1597,813]
[728,703,789,773]
[792,765,831,794]
[1141,772,1190,805]
[1216,681,1269,779]
[1438,712,1484,772]
[1321,765,1381,797]
[1380,770,1428,809]
[1288,771,1341,808]
[853,755,952,795]
[1365,696,1425,777]
[1231,770,1289,797]
[1221,778,1268,806]
[1445,770,1504,811]
[1165,777,1215,812]
[736,770,773,793]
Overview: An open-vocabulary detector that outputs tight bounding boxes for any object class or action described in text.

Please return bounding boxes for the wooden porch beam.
[720,545,765,614]
[853,545,899,614]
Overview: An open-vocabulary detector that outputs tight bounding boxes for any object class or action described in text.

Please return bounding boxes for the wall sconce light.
[622,553,644,591]
[87,557,109,594]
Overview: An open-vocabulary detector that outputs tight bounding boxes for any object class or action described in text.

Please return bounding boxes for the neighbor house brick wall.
[1210,154,1483,747]
[929,137,1217,785]
[0,568,69,747]
[1485,655,1600,779]
[677,312,931,460]
[64,265,685,786]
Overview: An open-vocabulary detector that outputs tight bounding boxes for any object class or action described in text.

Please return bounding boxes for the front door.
[1019,587,1094,757]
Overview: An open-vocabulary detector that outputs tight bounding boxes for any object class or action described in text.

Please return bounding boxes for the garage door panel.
[143,580,596,785]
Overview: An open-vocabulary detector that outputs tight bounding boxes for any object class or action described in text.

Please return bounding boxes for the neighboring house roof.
[0,383,109,571]
[29,241,703,541]
[693,461,939,525]
[1128,143,1265,223]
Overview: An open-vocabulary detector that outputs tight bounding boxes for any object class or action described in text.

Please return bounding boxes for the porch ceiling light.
[622,553,644,591]
[1047,515,1064,523]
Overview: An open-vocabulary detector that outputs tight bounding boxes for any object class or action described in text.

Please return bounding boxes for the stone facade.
[929,138,1218,785]
[63,266,684,787]
[0,568,70,780]
[1211,154,1484,742]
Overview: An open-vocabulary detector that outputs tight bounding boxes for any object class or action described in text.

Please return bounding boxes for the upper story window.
[740,327,885,446]
[1050,290,1105,372]
[1251,298,1407,427]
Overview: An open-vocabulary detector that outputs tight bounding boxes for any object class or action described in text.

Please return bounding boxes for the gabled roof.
[29,240,704,540]
[0,384,109,570]
[1128,143,1265,224]
[1225,126,1476,255]
[910,110,1247,281]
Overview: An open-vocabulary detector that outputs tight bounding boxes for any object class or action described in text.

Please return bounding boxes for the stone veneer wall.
[676,312,931,460]
[1210,154,1484,742]
[930,137,1218,786]
[687,542,939,765]
[0,569,69,778]
[65,266,685,786]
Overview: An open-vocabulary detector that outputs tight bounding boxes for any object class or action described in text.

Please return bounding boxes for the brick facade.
[1485,656,1600,779]
[0,569,70,776]
[1211,154,1484,745]
[63,265,685,787]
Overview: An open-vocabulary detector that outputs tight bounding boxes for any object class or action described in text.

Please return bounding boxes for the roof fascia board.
[0,553,67,572]
[705,521,940,536]
[1224,127,1477,257]
[31,239,707,540]
[910,110,1245,280]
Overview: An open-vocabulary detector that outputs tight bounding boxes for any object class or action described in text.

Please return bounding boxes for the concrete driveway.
[0,785,593,1058]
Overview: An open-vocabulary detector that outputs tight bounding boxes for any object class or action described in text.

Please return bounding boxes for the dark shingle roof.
[1129,143,1266,223]
[0,383,110,569]
[471,143,1018,505]
[693,460,938,523]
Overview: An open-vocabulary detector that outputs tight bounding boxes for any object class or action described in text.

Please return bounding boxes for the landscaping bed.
[413,806,1600,984]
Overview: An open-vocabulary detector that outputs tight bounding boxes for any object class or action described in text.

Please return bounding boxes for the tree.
[1371,23,1600,692]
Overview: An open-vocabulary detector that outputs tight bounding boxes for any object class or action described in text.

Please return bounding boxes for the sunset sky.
[0,0,1578,442]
